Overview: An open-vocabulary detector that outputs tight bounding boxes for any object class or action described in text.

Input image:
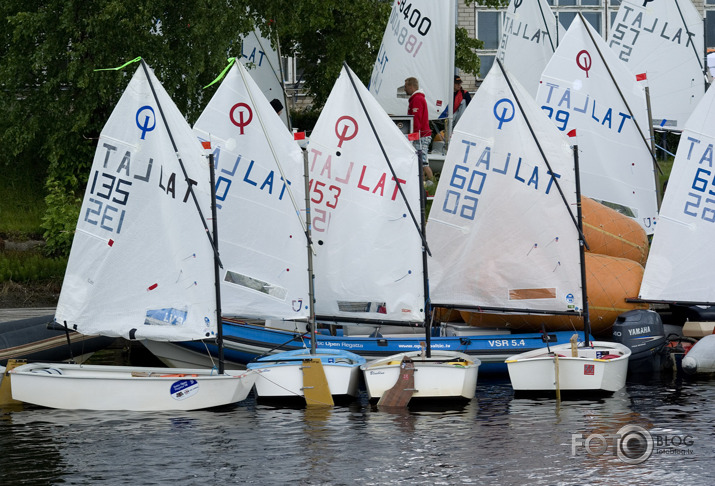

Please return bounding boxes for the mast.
[446,0,456,146]
[208,153,225,374]
[496,59,587,243]
[417,141,431,358]
[577,13,659,171]
[573,143,591,348]
[302,149,317,355]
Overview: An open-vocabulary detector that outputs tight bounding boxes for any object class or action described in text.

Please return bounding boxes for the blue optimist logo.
[493,99,515,129]
[136,105,156,139]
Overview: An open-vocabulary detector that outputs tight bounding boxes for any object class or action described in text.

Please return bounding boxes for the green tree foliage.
[1,0,505,256]
[246,0,393,107]
[0,0,255,255]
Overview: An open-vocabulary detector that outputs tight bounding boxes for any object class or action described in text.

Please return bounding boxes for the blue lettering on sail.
[440,139,561,221]
[241,45,266,67]
[682,138,715,222]
[198,140,292,210]
[540,83,631,134]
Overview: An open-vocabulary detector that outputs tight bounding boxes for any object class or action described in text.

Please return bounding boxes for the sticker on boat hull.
[170,379,199,400]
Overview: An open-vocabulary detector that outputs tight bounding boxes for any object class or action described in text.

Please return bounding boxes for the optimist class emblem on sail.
[230,103,253,134]
[308,117,408,233]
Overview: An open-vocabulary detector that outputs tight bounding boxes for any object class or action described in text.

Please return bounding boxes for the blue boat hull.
[0,315,115,366]
[172,321,587,375]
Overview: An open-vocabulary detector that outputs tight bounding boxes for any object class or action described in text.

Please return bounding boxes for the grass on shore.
[0,165,46,238]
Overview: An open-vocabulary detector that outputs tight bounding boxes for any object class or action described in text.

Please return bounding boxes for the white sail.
[240,29,291,128]
[368,0,454,120]
[193,61,309,321]
[428,62,583,314]
[309,65,424,322]
[639,84,715,303]
[496,0,562,99]
[536,15,658,235]
[608,0,705,131]
[55,64,216,341]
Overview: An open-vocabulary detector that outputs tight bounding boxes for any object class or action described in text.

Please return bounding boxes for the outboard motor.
[612,310,671,374]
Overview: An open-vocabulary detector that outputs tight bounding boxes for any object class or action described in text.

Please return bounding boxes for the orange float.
[581,196,649,266]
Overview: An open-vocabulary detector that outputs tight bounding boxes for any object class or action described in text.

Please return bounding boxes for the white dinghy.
[309,63,480,405]
[189,59,365,405]
[428,57,630,397]
[506,340,631,395]
[361,350,478,403]
[10,60,256,411]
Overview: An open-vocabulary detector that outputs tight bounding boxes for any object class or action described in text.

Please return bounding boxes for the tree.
[0,0,255,254]
[0,0,506,256]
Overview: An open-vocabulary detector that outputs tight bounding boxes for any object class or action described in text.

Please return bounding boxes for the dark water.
[2,372,714,485]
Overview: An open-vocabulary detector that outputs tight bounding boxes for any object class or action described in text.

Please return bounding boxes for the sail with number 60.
[428,61,583,315]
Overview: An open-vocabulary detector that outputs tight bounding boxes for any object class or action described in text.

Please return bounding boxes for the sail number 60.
[443,165,486,221]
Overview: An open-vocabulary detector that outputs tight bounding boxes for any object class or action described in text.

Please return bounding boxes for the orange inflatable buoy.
[581,196,649,266]
[433,307,463,323]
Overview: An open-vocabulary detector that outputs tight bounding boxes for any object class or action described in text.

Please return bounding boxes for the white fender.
[681,334,715,374]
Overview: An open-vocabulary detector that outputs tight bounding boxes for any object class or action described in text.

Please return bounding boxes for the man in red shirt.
[404,77,434,182]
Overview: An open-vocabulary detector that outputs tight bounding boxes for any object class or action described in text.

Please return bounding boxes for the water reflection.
[1,377,713,485]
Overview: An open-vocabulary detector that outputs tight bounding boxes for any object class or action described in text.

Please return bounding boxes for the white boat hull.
[249,350,364,399]
[10,363,257,411]
[682,334,715,375]
[361,351,480,401]
[506,341,630,394]
[141,340,245,370]
[252,363,361,398]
